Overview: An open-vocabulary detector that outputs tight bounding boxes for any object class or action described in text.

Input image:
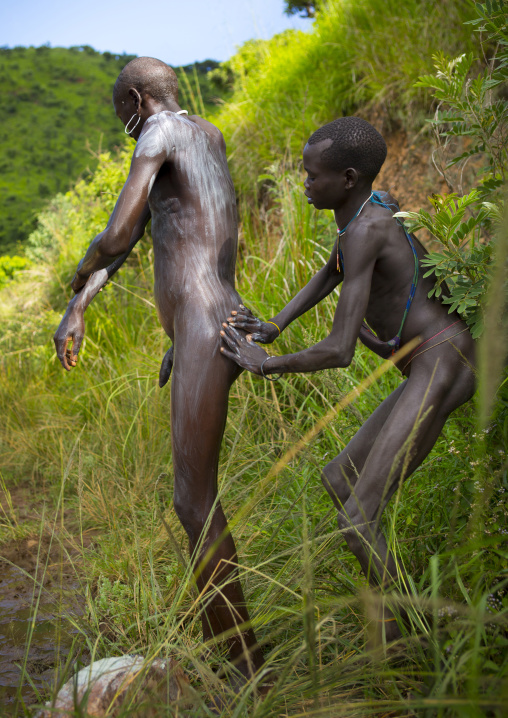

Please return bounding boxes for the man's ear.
[344,167,359,189]
[128,87,142,110]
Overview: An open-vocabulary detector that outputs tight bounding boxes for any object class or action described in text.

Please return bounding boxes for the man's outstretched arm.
[221,227,378,375]
[55,117,171,369]
[54,204,151,370]
[227,242,343,342]
[221,264,373,376]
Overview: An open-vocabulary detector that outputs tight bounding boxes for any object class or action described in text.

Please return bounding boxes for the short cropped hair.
[308,117,387,180]
[114,57,179,103]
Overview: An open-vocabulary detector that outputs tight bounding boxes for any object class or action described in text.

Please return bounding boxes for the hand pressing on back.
[220,324,269,376]
[226,305,280,344]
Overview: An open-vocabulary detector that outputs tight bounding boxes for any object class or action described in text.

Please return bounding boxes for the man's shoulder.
[354,191,403,238]
[187,115,225,148]
[135,116,167,159]
[146,112,223,146]
[373,190,400,211]
[348,206,393,243]
[143,111,195,135]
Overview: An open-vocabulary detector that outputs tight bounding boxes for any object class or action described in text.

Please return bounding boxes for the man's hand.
[54,300,85,371]
[226,305,280,344]
[220,324,269,375]
[358,323,394,360]
[159,346,174,388]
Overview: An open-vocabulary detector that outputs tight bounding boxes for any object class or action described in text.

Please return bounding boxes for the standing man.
[54,57,264,680]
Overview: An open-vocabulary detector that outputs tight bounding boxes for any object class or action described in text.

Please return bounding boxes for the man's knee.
[321,458,356,507]
[426,362,476,417]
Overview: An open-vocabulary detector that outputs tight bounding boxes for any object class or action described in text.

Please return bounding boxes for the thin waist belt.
[401,320,467,372]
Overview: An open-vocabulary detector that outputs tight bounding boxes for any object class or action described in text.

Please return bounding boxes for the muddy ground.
[0,482,87,714]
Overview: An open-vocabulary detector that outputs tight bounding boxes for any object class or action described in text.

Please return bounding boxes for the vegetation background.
[0,46,222,255]
[0,0,506,716]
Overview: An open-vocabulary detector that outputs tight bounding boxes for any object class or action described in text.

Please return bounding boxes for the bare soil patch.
[0,487,87,713]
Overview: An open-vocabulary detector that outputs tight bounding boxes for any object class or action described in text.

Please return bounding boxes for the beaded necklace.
[336,191,419,354]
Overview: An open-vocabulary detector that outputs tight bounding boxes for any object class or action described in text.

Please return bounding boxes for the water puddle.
[0,539,85,712]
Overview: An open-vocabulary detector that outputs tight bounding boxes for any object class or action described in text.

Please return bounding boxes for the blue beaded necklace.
[336,191,419,354]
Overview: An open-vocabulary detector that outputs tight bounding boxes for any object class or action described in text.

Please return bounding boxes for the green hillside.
[214,0,479,194]
[0,46,222,253]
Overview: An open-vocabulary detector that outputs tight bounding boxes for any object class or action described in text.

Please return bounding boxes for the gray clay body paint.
[135,111,241,412]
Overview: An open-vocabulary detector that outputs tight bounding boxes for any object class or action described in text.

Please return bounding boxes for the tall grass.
[214,0,478,195]
[0,0,506,714]
[0,152,506,716]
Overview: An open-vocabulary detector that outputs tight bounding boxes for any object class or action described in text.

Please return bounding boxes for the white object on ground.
[36,654,188,717]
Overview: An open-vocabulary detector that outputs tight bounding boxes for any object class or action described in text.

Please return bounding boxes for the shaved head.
[113,57,179,104]
[308,117,387,181]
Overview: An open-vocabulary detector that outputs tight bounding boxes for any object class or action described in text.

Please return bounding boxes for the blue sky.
[2,0,313,66]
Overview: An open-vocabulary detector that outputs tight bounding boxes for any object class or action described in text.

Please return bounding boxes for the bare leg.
[170,333,263,679]
[338,363,474,580]
[322,382,407,508]
[332,344,475,638]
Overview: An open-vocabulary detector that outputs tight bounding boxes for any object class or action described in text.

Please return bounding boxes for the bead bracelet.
[266,320,281,335]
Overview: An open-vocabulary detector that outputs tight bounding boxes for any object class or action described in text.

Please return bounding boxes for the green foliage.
[415,50,507,181]
[395,0,508,339]
[284,0,319,17]
[1,155,506,715]
[0,2,506,714]
[95,576,138,634]
[213,0,478,195]
[176,59,223,115]
[0,254,29,287]
[396,191,499,337]
[0,46,133,254]
[0,46,223,255]
[478,202,508,427]
[209,38,268,92]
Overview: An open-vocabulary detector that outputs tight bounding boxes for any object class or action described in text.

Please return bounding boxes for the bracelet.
[266,320,281,335]
[260,356,282,382]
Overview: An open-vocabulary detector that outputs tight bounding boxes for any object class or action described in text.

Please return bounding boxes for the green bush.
[0,254,29,287]
[395,1,507,338]
[214,0,478,195]
[0,48,224,254]
[0,3,506,715]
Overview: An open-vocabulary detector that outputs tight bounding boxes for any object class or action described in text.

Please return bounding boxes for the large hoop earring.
[124,113,141,135]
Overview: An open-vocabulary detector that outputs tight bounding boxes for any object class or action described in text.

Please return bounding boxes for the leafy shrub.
[214,0,478,195]
[395,1,507,339]
[0,254,28,287]
[0,48,224,254]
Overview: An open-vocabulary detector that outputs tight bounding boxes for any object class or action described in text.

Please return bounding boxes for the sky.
[2,0,313,66]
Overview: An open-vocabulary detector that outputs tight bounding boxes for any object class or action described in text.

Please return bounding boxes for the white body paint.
[134,112,242,450]
[134,111,239,343]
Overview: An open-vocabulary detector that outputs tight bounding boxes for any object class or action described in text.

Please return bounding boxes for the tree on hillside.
[284,0,319,17]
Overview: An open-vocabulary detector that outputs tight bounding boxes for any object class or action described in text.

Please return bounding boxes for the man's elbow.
[332,350,354,368]
[324,344,354,369]
[97,228,129,258]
